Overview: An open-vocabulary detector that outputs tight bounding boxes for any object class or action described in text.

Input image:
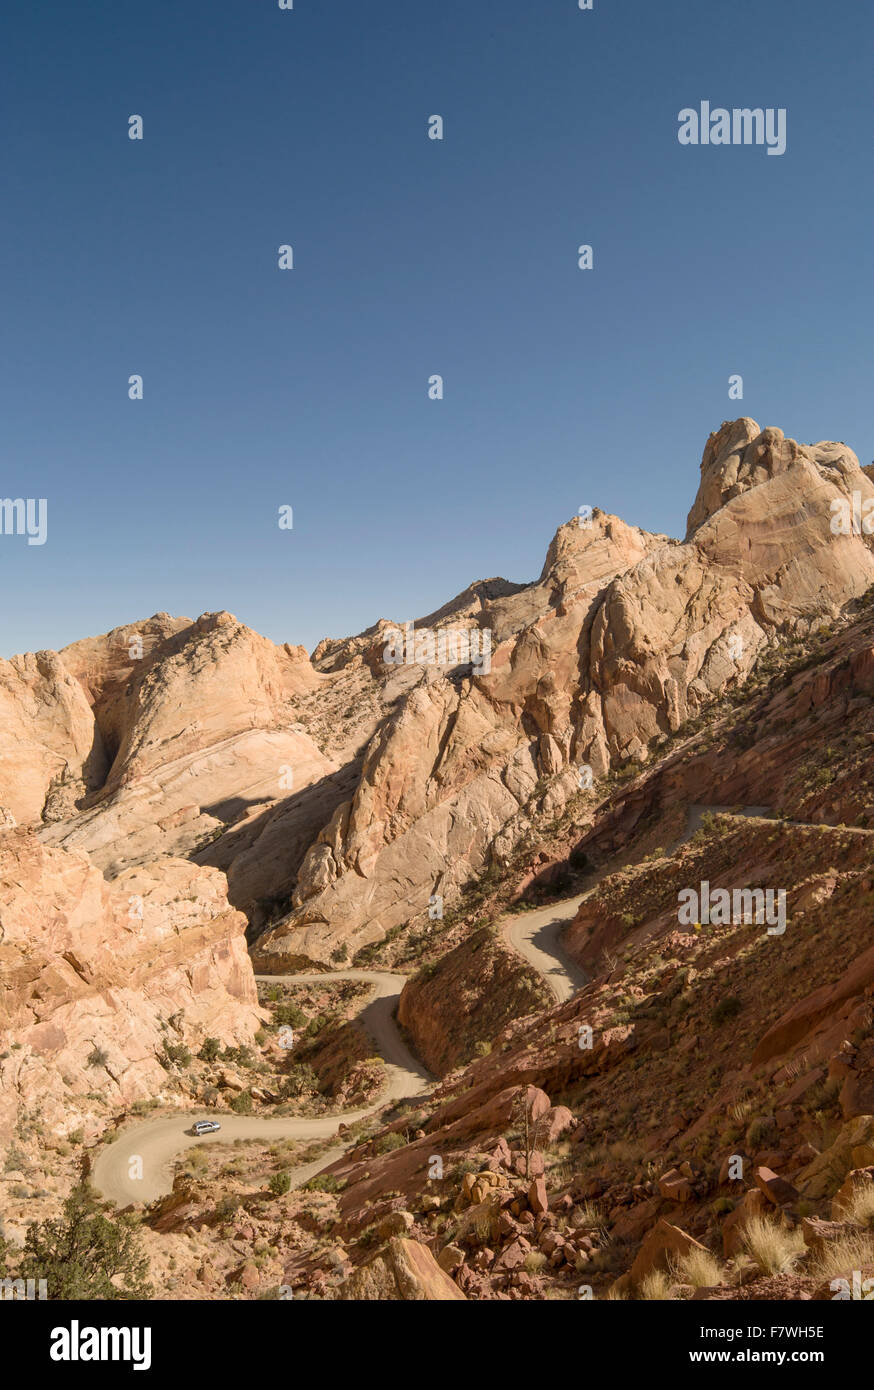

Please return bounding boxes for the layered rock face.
[39,612,335,880]
[255,420,874,965]
[0,827,263,1147]
[3,420,874,972]
[0,650,101,826]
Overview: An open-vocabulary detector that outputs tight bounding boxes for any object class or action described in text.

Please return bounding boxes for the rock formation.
[2,421,873,972]
[0,827,263,1147]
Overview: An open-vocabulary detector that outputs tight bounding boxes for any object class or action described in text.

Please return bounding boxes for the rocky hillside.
[0,830,263,1151]
[272,792,874,1299]
[3,419,872,973]
[2,416,874,1304]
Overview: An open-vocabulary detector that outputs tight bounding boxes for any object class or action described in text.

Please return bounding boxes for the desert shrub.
[274,1003,307,1030]
[198,1037,221,1062]
[229,1090,253,1114]
[160,1040,192,1069]
[305,1015,331,1039]
[268,1171,292,1197]
[131,1099,160,1116]
[302,1174,345,1194]
[745,1115,777,1148]
[711,996,743,1025]
[279,1064,319,1099]
[374,1131,408,1156]
[15,1186,152,1299]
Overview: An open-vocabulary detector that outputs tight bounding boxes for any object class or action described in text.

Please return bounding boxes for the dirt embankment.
[397,927,551,1076]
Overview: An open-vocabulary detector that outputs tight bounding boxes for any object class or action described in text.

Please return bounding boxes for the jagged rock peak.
[686,418,864,538]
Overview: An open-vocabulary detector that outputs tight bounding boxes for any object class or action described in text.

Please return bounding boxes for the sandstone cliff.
[3,419,873,972]
[0,827,263,1148]
[255,420,874,965]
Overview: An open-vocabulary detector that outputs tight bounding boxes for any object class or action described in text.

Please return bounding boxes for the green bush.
[274,1002,307,1029]
[11,1186,153,1299]
[160,1040,192,1069]
[302,1174,344,1194]
[374,1131,407,1156]
[279,1064,319,1099]
[710,996,743,1025]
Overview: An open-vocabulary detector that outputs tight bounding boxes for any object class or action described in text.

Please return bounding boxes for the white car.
[193,1120,221,1136]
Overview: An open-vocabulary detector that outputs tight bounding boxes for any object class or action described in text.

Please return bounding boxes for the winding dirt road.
[92,804,782,1207]
[503,899,589,1004]
[500,803,776,1001]
[92,970,430,1207]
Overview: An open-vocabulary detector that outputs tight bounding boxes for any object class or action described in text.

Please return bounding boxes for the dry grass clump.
[741,1215,806,1274]
[838,1180,874,1228]
[638,1269,673,1300]
[811,1231,874,1283]
[663,1245,723,1291]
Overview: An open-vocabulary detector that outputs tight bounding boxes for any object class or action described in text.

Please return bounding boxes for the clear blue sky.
[2,0,871,658]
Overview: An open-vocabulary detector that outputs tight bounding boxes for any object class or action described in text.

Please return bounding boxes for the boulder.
[658,1167,694,1202]
[630,1219,711,1285]
[611,1197,662,1243]
[754,1166,799,1207]
[801,1217,862,1251]
[332,1238,466,1300]
[436,1244,465,1274]
[722,1189,770,1257]
[796,1116,874,1199]
[492,1237,532,1273]
[462,1170,509,1207]
[376,1210,415,1239]
[540,1106,575,1144]
[528,1177,548,1216]
[831,1166,874,1220]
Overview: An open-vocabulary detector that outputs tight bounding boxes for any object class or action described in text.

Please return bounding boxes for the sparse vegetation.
[741,1216,806,1275]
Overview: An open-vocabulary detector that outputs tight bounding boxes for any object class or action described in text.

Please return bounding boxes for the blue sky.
[2,0,872,658]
